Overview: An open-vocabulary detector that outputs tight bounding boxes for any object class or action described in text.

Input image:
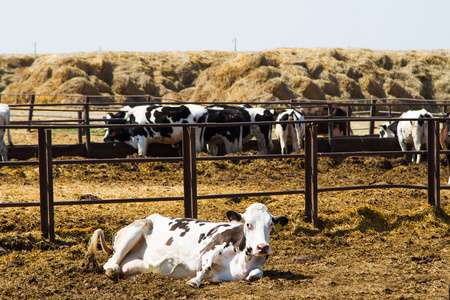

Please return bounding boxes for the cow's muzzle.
[256,243,271,255]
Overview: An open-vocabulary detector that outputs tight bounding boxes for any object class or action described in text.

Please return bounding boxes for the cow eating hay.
[86,203,288,287]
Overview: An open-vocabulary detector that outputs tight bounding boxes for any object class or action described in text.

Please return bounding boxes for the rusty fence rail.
[0,115,448,241]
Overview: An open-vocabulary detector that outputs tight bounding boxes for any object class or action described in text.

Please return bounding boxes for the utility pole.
[233,38,237,51]
[34,42,37,54]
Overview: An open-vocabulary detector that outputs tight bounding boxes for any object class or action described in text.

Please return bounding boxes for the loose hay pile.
[1,48,450,105]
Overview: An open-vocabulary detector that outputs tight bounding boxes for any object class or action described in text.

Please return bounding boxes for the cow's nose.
[256,244,271,254]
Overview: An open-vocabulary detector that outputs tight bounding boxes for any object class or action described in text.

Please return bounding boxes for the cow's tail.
[88,228,114,256]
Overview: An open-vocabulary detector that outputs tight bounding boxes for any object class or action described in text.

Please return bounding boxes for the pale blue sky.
[1,0,449,54]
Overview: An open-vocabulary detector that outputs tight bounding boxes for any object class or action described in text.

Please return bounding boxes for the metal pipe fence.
[0,95,449,241]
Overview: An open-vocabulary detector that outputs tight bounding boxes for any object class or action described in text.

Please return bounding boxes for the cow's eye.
[246,223,253,230]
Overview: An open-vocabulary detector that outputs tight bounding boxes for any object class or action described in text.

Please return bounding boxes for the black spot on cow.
[200,225,246,256]
[165,237,174,246]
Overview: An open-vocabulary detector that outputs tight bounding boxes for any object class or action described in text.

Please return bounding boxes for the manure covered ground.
[1,130,450,299]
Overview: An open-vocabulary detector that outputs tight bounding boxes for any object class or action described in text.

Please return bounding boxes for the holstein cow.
[379,121,398,138]
[87,203,289,287]
[275,108,306,154]
[439,113,450,184]
[0,104,14,161]
[104,104,208,155]
[304,106,352,136]
[379,109,433,163]
[204,105,274,155]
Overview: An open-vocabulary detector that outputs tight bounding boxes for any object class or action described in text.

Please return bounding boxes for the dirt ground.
[1,126,450,299]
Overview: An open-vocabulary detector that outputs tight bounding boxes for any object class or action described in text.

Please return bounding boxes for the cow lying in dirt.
[87,203,288,287]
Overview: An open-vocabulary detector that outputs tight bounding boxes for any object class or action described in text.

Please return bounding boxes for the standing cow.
[275,108,306,154]
[104,104,208,155]
[204,105,274,155]
[87,203,289,287]
[0,104,14,161]
[379,109,433,163]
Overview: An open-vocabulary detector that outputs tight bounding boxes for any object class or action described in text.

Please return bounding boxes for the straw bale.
[298,79,325,100]
[335,74,363,99]
[136,74,159,96]
[266,77,295,100]
[58,77,101,97]
[306,60,324,79]
[314,79,339,97]
[360,76,386,98]
[385,80,413,99]
[111,74,144,96]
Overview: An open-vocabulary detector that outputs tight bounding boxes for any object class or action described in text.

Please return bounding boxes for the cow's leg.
[0,140,7,162]
[246,267,263,282]
[121,259,147,280]
[413,138,422,163]
[187,249,223,288]
[398,140,409,162]
[250,125,269,154]
[279,132,287,154]
[291,125,300,153]
[103,219,152,280]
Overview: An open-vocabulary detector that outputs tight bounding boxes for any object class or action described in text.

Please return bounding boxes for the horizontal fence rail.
[1,95,450,241]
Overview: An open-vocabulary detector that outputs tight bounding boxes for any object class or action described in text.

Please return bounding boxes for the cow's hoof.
[105,266,120,282]
[247,274,261,282]
[246,269,263,282]
[187,279,201,288]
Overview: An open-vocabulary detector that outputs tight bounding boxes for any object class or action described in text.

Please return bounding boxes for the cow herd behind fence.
[1,96,450,241]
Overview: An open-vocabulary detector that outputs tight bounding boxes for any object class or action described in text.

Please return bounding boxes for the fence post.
[38,128,49,239]
[427,119,440,213]
[45,129,55,242]
[369,99,377,135]
[183,126,197,218]
[77,111,83,144]
[28,95,35,132]
[304,124,318,227]
[84,97,92,158]
[327,104,334,152]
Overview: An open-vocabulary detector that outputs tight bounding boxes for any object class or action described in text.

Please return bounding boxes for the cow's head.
[226,203,288,256]
[103,112,132,143]
[379,122,397,138]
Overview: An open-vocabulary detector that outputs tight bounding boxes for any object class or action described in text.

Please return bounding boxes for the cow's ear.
[226,210,242,222]
[273,216,289,230]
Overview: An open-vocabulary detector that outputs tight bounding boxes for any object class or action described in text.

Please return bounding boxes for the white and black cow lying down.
[0,104,14,161]
[87,203,288,287]
[379,109,433,163]
[275,108,306,154]
[204,105,274,155]
[104,104,208,155]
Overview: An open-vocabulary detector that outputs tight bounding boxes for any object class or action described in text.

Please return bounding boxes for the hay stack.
[0,48,449,104]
